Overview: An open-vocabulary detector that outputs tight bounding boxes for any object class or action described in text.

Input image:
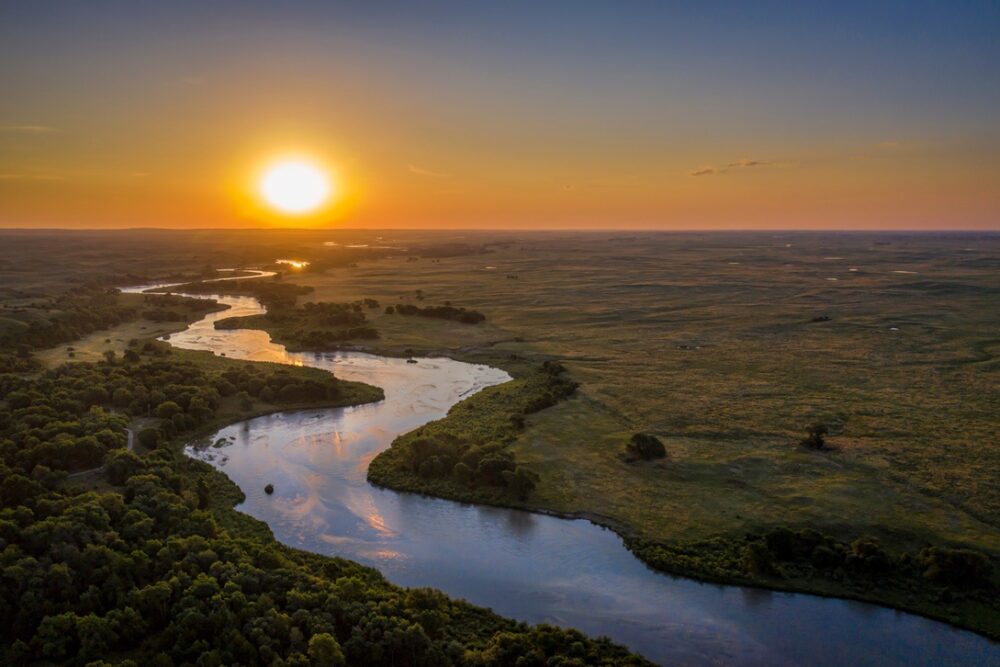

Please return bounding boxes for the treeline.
[0,356,648,665]
[166,278,312,310]
[140,293,224,323]
[0,344,367,474]
[0,285,137,350]
[629,526,1000,635]
[389,303,486,324]
[369,361,577,502]
[216,300,380,351]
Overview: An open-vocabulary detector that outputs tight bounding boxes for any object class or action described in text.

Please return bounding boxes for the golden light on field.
[259,159,332,214]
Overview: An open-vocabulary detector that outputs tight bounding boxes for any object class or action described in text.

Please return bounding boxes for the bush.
[155,401,182,419]
[800,423,829,450]
[920,547,993,587]
[105,449,145,485]
[137,428,161,449]
[624,433,666,461]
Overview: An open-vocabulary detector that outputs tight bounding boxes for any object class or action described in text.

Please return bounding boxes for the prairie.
[295,231,1000,556]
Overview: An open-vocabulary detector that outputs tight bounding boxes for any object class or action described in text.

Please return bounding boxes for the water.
[124,280,999,666]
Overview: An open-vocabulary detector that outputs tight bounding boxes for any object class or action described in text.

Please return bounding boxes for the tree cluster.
[215,300,380,351]
[370,361,578,502]
[391,304,486,325]
[169,279,312,310]
[0,356,647,665]
[0,286,137,350]
[623,433,666,462]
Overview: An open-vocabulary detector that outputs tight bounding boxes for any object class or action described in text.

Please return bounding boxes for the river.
[123,277,999,666]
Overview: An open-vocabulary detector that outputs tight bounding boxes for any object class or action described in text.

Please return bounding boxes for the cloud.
[408,164,451,179]
[876,141,899,149]
[727,159,770,168]
[689,167,716,177]
[0,124,56,133]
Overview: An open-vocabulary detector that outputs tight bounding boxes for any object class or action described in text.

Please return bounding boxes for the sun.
[259,159,332,214]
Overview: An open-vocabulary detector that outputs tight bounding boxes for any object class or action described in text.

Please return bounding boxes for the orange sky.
[1,3,998,230]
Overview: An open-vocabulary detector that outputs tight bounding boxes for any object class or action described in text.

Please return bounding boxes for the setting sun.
[259,159,331,214]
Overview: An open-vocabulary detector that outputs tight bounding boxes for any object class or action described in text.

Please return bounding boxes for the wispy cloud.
[408,164,451,179]
[727,159,770,168]
[691,158,776,176]
[876,140,899,149]
[0,124,56,133]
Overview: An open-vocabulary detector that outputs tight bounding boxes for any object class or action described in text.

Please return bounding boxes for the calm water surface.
[124,281,999,666]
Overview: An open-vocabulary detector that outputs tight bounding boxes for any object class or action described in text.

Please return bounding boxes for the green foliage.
[369,362,577,503]
[0,285,137,350]
[624,433,666,462]
[393,303,486,324]
[799,422,829,450]
[216,300,379,350]
[137,428,161,449]
[920,547,993,587]
[308,632,345,666]
[629,526,999,636]
[0,346,645,665]
[164,277,312,309]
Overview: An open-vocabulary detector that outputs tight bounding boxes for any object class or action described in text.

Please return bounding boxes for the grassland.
[33,292,227,366]
[281,231,1000,635]
[3,228,999,638]
[294,233,1000,545]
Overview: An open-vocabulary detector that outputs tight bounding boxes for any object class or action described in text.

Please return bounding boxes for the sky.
[1,1,998,230]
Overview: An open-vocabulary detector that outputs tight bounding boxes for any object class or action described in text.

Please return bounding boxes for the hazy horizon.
[2,1,998,231]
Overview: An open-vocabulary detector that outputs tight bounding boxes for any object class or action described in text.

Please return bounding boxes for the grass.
[292,231,1000,637]
[292,232,1000,549]
[6,228,1000,639]
[34,292,227,367]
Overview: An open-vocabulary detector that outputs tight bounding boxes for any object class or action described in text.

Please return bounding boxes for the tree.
[502,467,539,500]
[137,428,161,449]
[800,423,828,450]
[112,387,134,408]
[106,449,144,485]
[307,633,345,667]
[236,390,254,411]
[625,433,666,461]
[156,401,182,419]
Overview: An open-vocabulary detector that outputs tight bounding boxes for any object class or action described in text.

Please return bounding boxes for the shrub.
[155,401,182,419]
[625,433,666,461]
[137,428,161,449]
[920,547,993,587]
[800,423,829,450]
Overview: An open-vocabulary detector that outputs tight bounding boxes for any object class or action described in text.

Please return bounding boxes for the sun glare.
[259,160,331,214]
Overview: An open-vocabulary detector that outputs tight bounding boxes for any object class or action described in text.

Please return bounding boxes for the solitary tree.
[800,423,829,450]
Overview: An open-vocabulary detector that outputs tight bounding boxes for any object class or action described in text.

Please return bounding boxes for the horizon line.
[1,226,999,234]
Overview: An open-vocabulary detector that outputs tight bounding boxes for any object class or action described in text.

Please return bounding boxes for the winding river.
[125,276,999,666]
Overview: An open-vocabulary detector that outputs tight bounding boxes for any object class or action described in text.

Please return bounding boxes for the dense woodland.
[369,362,577,502]
[390,303,486,324]
[0,286,137,351]
[216,301,380,350]
[0,311,646,664]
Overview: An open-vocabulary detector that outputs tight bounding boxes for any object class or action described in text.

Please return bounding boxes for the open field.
[2,229,999,637]
[293,232,1000,556]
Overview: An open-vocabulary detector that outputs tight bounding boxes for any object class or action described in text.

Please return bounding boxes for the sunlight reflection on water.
[120,278,1000,667]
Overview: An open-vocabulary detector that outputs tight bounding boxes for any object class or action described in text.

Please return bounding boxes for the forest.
[0,304,647,665]
[215,300,380,351]
[368,361,577,503]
